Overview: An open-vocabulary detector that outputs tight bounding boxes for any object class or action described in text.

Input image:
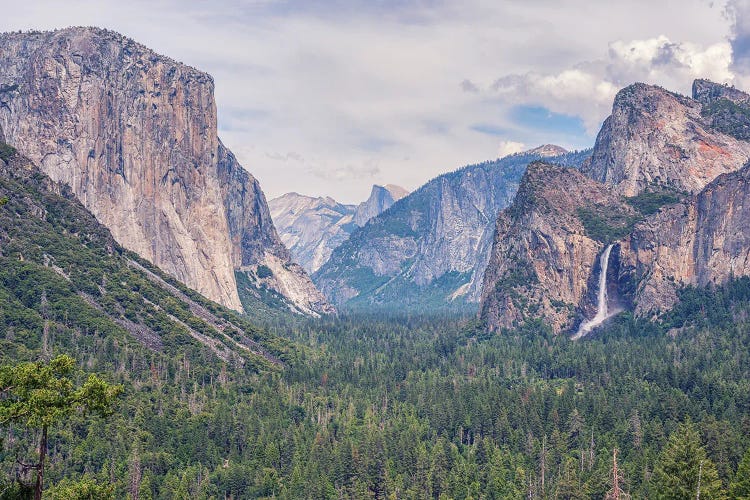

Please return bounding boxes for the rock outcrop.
[269,184,407,274]
[479,162,636,333]
[582,83,750,196]
[692,79,750,141]
[0,27,330,315]
[269,193,356,274]
[352,184,408,227]
[619,161,750,315]
[314,147,591,309]
[480,80,750,334]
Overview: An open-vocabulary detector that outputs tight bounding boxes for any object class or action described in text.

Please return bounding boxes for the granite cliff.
[479,162,635,333]
[619,162,750,316]
[481,80,750,334]
[582,83,750,196]
[269,184,407,274]
[314,147,591,309]
[352,184,408,227]
[0,27,330,315]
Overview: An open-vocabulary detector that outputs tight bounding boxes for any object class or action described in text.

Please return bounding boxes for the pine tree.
[0,355,122,500]
[604,448,630,500]
[653,422,725,500]
[730,447,750,499]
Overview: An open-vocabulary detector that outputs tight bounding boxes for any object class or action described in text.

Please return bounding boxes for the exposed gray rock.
[269,184,407,275]
[620,161,750,316]
[582,82,750,196]
[479,162,635,333]
[315,147,591,309]
[353,184,408,227]
[480,81,750,334]
[0,27,330,315]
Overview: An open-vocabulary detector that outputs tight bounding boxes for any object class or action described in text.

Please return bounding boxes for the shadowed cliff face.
[583,83,750,197]
[314,148,591,310]
[0,27,330,315]
[620,162,750,316]
[479,162,635,333]
[480,81,750,334]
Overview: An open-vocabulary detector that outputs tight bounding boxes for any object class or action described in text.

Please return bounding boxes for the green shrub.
[626,190,682,215]
[256,264,273,279]
[576,205,638,243]
[0,142,16,161]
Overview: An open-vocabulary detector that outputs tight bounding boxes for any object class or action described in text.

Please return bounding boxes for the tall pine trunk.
[34,425,47,500]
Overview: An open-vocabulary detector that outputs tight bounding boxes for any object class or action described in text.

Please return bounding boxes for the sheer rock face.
[269,193,356,274]
[582,83,750,196]
[269,184,407,275]
[315,148,591,309]
[479,163,634,333]
[480,81,750,332]
[620,162,750,315]
[352,184,408,227]
[0,27,330,314]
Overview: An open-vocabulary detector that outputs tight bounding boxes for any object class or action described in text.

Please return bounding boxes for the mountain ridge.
[269,183,407,274]
[0,26,331,316]
[480,79,750,334]
[314,147,591,309]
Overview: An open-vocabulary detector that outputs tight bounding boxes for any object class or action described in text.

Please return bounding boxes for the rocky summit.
[0,27,331,316]
[269,184,407,274]
[481,79,750,334]
[582,82,750,197]
[314,147,591,309]
[352,184,408,227]
[479,162,636,333]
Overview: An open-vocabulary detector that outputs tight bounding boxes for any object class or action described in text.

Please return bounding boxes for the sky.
[1,0,750,203]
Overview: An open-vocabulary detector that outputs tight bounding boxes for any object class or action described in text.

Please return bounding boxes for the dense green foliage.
[625,189,683,216]
[577,187,683,243]
[0,355,121,498]
[576,205,638,243]
[0,153,289,371]
[0,150,748,498]
[701,97,750,140]
[1,276,749,497]
[0,144,16,162]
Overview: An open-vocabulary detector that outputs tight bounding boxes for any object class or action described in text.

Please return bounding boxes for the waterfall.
[572,244,615,340]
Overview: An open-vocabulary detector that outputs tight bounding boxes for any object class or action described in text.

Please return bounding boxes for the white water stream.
[572,244,616,340]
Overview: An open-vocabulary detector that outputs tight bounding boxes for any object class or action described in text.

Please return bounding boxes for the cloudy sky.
[2,0,749,202]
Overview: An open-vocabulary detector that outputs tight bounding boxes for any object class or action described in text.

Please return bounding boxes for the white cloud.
[497,141,526,157]
[0,0,738,203]
[490,36,734,134]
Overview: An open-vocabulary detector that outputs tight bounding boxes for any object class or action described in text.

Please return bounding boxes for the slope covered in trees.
[0,134,748,498]
[2,265,750,497]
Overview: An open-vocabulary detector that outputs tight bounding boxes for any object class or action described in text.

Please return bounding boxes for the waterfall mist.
[572,244,617,340]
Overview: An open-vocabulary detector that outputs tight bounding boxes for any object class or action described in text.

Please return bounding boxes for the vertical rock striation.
[269,184,407,274]
[479,162,635,333]
[0,27,330,314]
[582,83,750,196]
[620,162,750,315]
[480,80,750,334]
[315,148,591,309]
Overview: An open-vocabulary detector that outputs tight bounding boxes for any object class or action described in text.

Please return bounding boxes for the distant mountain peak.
[382,184,409,201]
[353,184,410,227]
[269,184,407,274]
[524,144,568,157]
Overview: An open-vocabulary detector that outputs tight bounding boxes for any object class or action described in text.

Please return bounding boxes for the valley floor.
[3,287,750,498]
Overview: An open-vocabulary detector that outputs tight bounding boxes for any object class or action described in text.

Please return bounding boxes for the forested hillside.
[2,157,750,499]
